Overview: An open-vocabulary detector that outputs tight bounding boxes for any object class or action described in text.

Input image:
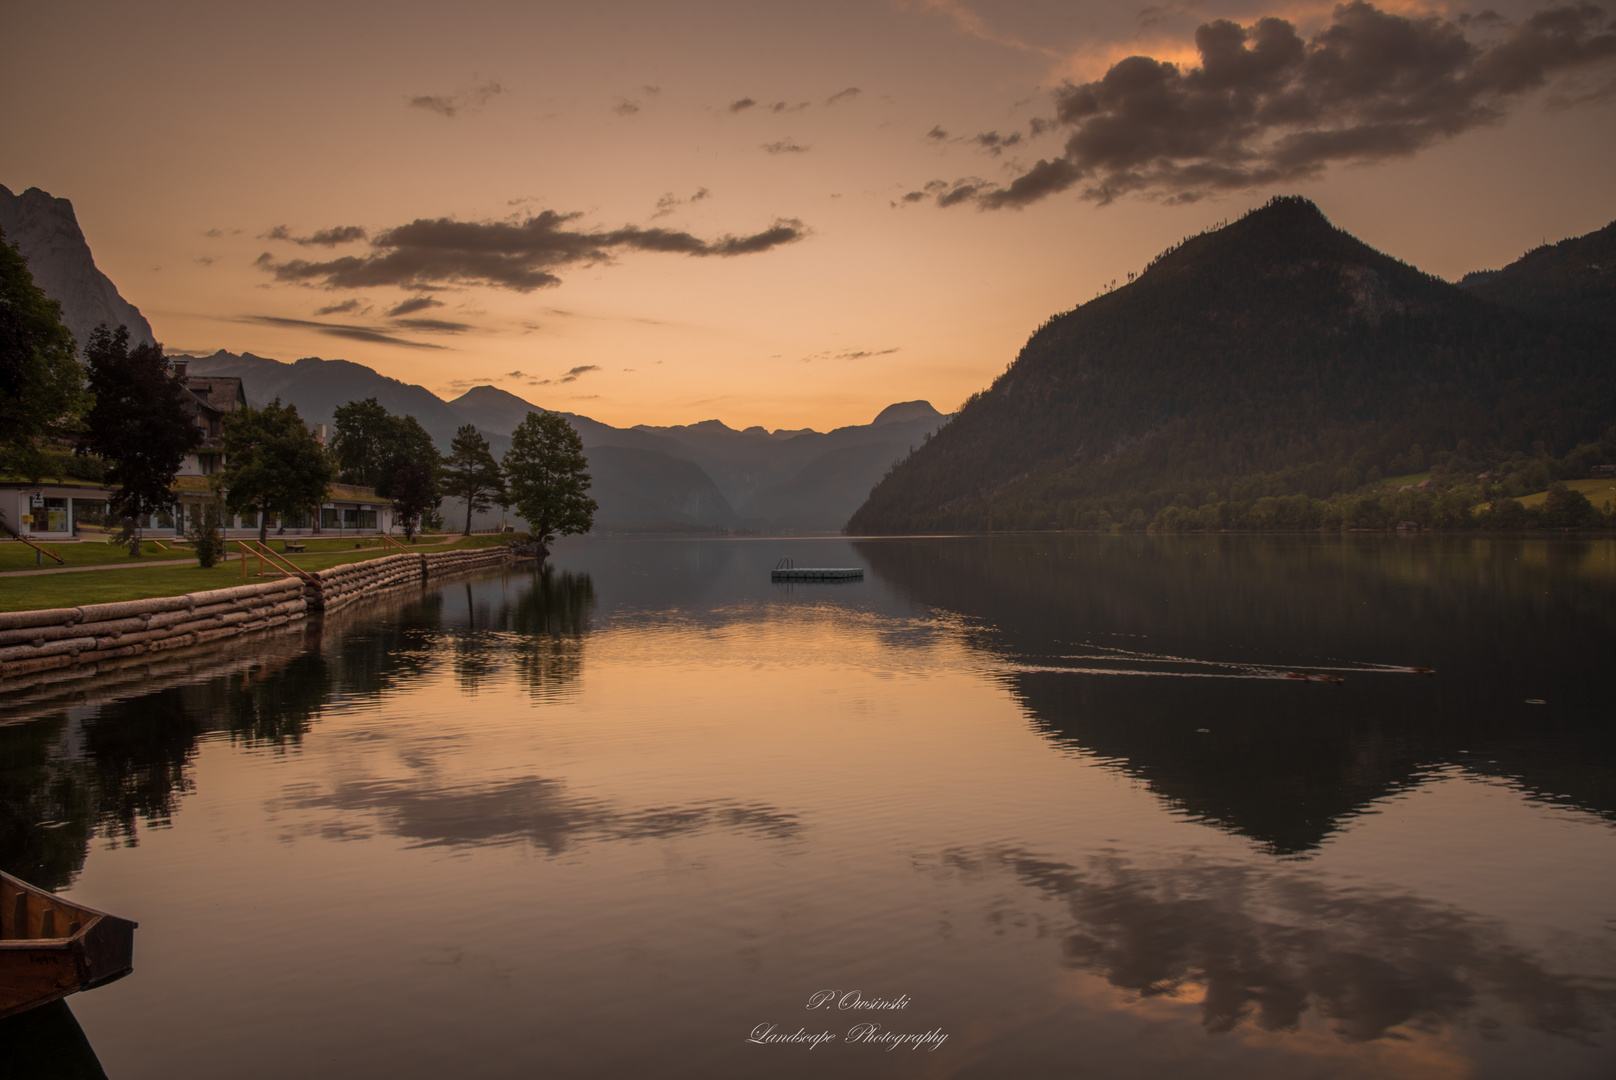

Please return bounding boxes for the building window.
[358,508,377,529]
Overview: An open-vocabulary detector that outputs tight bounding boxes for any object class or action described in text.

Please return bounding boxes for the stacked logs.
[0,578,307,679]
[305,546,513,612]
[0,546,517,679]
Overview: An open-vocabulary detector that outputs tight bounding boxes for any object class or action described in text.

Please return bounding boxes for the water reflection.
[275,775,801,853]
[0,567,602,888]
[931,846,1616,1044]
[0,999,109,1080]
[859,535,1616,853]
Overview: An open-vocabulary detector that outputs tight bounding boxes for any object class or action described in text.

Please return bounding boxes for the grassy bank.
[0,533,521,613]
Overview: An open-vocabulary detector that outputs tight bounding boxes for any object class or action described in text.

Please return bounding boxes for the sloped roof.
[186,376,246,414]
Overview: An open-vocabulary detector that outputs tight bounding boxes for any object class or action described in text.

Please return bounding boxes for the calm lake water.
[2,535,1614,1079]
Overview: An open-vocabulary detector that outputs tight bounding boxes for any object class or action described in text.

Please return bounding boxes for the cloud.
[409,80,505,118]
[826,86,861,105]
[257,209,808,293]
[240,315,445,349]
[386,296,443,317]
[202,228,224,238]
[800,346,899,363]
[763,139,810,154]
[531,364,602,385]
[263,225,368,247]
[651,187,710,219]
[972,130,1023,155]
[612,98,641,116]
[315,299,365,316]
[392,317,472,333]
[926,125,949,140]
[771,100,809,112]
[940,2,1616,208]
[730,97,757,112]
[506,370,525,378]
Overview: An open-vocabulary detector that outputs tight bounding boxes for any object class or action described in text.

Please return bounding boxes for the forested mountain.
[0,185,154,349]
[848,197,1613,534]
[1459,219,1616,330]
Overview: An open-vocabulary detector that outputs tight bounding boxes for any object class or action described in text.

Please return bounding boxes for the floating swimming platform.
[771,556,864,581]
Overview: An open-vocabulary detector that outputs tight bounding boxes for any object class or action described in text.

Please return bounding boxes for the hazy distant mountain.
[183,350,470,443]
[849,196,1612,534]
[629,403,948,512]
[0,184,154,349]
[585,446,737,530]
[1459,219,1616,330]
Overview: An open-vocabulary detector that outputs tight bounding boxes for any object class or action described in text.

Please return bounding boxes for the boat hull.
[0,872,137,1020]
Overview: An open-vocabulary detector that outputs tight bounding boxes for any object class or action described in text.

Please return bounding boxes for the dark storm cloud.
[762,139,810,154]
[938,2,1616,208]
[240,315,444,349]
[257,210,808,293]
[385,296,442,317]
[408,80,505,118]
[826,86,862,105]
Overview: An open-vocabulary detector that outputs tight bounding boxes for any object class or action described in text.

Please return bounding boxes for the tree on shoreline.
[502,412,595,555]
[0,229,87,480]
[331,397,441,539]
[442,424,508,535]
[219,400,333,544]
[79,326,199,555]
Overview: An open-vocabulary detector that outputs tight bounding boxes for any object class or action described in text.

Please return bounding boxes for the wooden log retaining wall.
[0,545,519,680]
[0,579,307,680]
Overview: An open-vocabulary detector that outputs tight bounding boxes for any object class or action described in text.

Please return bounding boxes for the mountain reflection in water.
[859,534,1615,854]
[0,537,1610,1079]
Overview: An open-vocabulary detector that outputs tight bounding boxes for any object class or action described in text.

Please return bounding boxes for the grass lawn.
[1379,471,1432,489]
[1514,477,1616,510]
[0,532,522,613]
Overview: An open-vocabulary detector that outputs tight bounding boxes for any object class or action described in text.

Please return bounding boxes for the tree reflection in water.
[0,567,599,891]
[931,846,1616,1045]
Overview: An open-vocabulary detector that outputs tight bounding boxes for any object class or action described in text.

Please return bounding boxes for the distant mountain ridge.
[1458,219,1616,330]
[180,351,946,533]
[0,184,154,350]
[848,196,1613,534]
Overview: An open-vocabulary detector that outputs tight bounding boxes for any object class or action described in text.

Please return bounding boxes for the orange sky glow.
[5,0,1613,430]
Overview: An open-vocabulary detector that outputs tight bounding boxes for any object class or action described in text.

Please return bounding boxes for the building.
[2,366,396,542]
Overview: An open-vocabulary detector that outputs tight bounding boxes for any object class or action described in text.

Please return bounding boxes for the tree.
[218,400,333,544]
[330,398,441,536]
[79,326,200,554]
[502,412,596,554]
[0,229,87,479]
[441,424,508,535]
[330,398,394,488]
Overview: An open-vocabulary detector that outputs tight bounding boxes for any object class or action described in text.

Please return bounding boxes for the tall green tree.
[441,424,508,535]
[330,397,442,536]
[218,400,333,544]
[0,230,88,480]
[502,412,596,554]
[79,326,200,554]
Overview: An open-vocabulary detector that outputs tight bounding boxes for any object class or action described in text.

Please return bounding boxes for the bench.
[283,542,307,554]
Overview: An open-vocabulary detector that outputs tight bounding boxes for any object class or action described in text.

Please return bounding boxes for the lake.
[2,534,1613,1079]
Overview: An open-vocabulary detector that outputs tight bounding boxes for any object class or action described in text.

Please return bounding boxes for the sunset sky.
[5,0,1614,430]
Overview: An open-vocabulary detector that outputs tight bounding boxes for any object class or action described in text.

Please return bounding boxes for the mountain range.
[848,196,1613,534]
[174,350,945,532]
